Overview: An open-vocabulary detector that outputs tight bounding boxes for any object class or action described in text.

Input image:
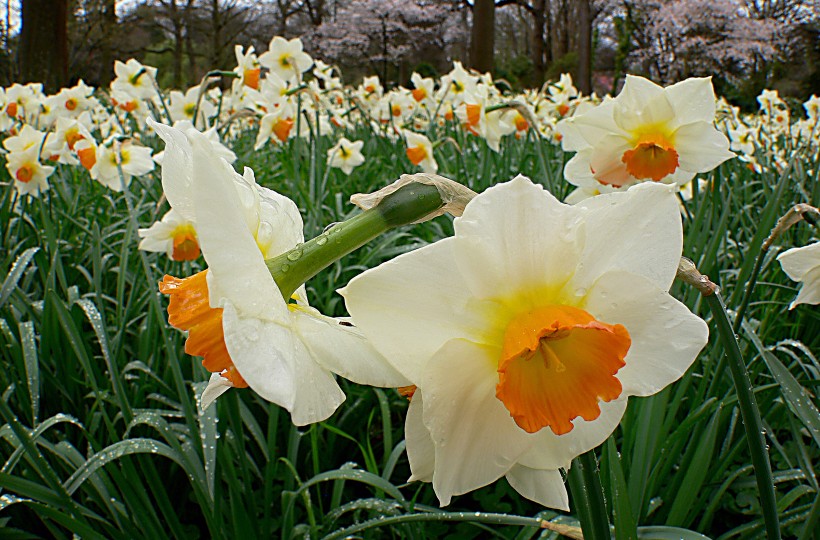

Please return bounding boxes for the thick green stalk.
[705,292,781,540]
[568,450,611,540]
[266,182,443,299]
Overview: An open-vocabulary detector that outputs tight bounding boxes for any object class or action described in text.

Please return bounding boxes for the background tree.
[19,0,68,92]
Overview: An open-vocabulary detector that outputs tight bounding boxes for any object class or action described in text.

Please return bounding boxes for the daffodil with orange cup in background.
[149,120,411,423]
[557,75,734,203]
[342,176,709,509]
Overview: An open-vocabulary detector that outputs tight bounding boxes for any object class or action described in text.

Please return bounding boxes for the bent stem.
[677,259,781,540]
[568,450,611,540]
[266,182,444,300]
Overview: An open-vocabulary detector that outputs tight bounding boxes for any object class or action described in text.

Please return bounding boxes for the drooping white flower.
[342,176,708,509]
[151,120,408,423]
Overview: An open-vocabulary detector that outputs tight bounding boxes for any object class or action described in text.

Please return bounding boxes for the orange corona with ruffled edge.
[496,304,630,435]
[621,133,680,182]
[159,271,248,388]
[243,68,261,90]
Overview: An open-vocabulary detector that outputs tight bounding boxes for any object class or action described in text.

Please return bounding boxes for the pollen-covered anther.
[621,133,679,181]
[496,305,630,435]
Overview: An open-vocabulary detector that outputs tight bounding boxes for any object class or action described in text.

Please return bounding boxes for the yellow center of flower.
[159,271,248,388]
[406,145,427,166]
[621,133,679,182]
[183,103,196,117]
[171,224,200,261]
[496,305,629,435]
[279,55,291,68]
[16,164,34,183]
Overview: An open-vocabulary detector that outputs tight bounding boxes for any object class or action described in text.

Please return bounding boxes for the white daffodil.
[169,85,216,127]
[90,139,154,191]
[558,76,734,199]
[327,138,365,175]
[151,120,409,422]
[111,58,158,101]
[5,146,54,197]
[404,130,437,173]
[259,36,313,83]
[777,242,820,309]
[342,176,708,509]
[138,208,200,261]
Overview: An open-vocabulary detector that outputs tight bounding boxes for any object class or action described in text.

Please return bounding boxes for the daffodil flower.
[342,176,708,509]
[558,76,734,202]
[138,208,200,261]
[327,138,365,175]
[150,120,409,422]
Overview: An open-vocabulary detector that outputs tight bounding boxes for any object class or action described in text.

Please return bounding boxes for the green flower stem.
[705,292,781,540]
[567,450,611,540]
[266,182,443,299]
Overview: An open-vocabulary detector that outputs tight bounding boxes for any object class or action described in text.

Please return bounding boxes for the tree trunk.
[20,0,69,92]
[577,0,592,94]
[530,0,547,86]
[470,0,495,74]
[98,0,117,87]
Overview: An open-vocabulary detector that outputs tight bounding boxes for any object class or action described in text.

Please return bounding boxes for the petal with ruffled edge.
[452,176,582,305]
[674,122,735,174]
[190,133,288,323]
[505,465,569,511]
[582,271,708,397]
[221,303,345,425]
[574,182,682,291]
[406,391,435,483]
[422,339,533,506]
[341,237,491,384]
[291,307,411,388]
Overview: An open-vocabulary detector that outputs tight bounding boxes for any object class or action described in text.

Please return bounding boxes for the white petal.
[341,237,490,384]
[200,373,233,410]
[575,182,682,291]
[505,465,569,511]
[777,242,820,281]
[423,339,533,506]
[149,120,196,222]
[791,267,820,308]
[190,133,287,322]
[583,271,709,397]
[222,302,345,425]
[406,391,435,482]
[453,176,582,303]
[665,77,717,125]
[517,398,628,471]
[291,307,411,387]
[557,99,621,150]
[674,122,734,173]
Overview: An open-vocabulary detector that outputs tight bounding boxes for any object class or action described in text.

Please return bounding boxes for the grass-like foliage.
[1,119,818,539]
